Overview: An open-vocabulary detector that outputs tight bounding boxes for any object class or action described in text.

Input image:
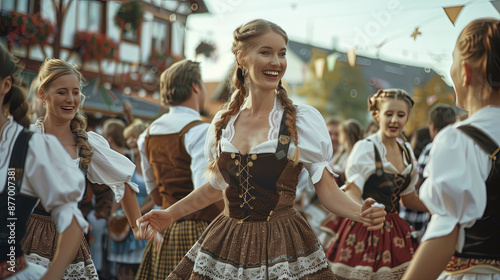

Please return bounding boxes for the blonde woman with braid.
[0,43,89,280]
[21,59,144,280]
[137,19,386,279]
[403,18,500,280]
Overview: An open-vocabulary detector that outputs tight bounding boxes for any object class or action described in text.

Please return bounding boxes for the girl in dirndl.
[137,19,387,280]
[21,58,144,280]
[326,89,428,279]
[0,43,88,280]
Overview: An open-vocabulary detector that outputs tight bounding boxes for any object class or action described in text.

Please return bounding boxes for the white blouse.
[420,106,500,253]
[137,106,210,194]
[0,117,88,234]
[32,119,139,202]
[343,132,418,196]
[204,94,335,190]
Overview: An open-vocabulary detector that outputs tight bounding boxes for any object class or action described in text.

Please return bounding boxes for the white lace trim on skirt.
[329,261,409,280]
[25,253,99,280]
[186,241,329,280]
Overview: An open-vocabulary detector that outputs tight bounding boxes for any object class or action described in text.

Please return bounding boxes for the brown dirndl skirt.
[21,213,99,280]
[167,209,335,280]
[135,219,210,280]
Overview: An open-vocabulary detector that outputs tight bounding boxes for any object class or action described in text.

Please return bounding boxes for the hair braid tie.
[276,81,300,165]
[237,67,245,83]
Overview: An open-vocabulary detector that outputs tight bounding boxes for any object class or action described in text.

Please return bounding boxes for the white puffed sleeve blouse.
[420,106,500,253]
[343,132,418,196]
[33,119,139,202]
[1,117,88,234]
[204,94,335,190]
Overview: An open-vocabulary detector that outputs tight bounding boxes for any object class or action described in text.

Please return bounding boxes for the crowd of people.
[0,17,499,280]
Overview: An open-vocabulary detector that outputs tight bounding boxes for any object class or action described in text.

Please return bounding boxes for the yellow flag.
[347,47,356,68]
[443,6,464,25]
[314,58,325,79]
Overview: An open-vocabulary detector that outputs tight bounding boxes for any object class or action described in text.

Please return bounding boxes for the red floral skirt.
[325,213,418,280]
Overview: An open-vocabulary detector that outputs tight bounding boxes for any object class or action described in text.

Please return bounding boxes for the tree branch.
[51,0,58,13]
[62,0,74,17]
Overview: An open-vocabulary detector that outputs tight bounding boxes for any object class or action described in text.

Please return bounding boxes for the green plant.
[114,1,144,32]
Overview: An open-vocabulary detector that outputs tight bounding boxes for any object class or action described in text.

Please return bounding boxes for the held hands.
[135,210,171,250]
[360,198,386,230]
[135,209,173,239]
[137,209,173,232]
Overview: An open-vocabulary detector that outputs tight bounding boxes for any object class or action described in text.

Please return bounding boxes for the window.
[76,1,102,33]
[151,19,169,55]
[171,21,184,56]
[1,0,37,13]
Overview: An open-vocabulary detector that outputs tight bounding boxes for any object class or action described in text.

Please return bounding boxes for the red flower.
[73,31,118,61]
[1,11,54,47]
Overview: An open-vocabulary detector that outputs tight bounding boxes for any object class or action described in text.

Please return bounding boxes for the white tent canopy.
[184,0,500,85]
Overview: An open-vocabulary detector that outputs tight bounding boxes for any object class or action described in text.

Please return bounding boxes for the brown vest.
[145,120,223,221]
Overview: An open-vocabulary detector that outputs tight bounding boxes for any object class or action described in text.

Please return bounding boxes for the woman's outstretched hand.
[360,198,386,230]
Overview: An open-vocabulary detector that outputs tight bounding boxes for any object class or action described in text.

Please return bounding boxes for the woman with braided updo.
[326,89,427,279]
[137,19,386,279]
[403,18,500,280]
[21,58,144,280]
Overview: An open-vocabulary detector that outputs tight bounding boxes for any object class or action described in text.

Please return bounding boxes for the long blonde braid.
[71,112,93,169]
[208,73,247,172]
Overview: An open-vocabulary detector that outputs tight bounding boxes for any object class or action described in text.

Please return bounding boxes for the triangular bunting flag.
[314,58,325,79]
[443,6,464,25]
[347,47,356,67]
[326,53,338,72]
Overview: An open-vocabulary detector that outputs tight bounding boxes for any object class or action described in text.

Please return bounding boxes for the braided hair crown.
[457,18,500,91]
[368,88,414,113]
